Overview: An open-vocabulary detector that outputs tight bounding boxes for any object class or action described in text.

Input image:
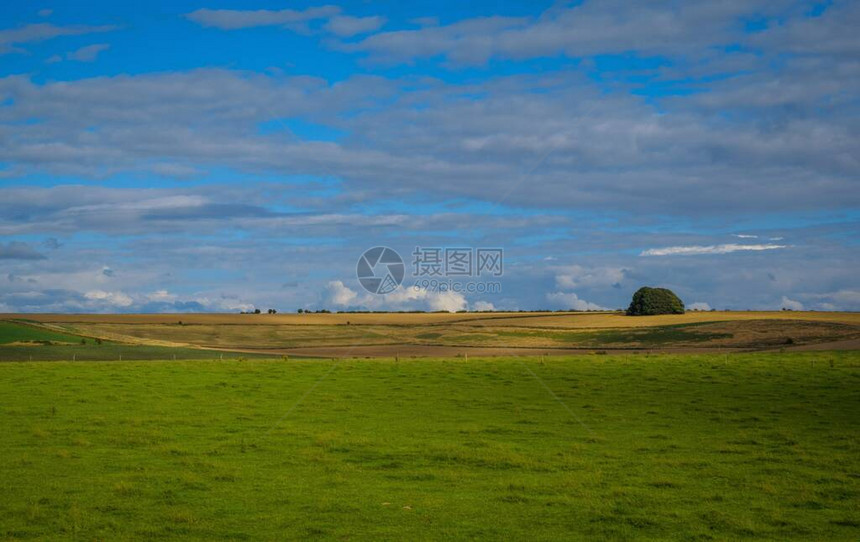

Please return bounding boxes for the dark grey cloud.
[43,237,62,249]
[0,242,46,260]
[0,183,568,240]
[345,1,798,65]
[0,66,856,215]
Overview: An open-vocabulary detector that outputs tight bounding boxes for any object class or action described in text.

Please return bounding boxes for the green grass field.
[0,321,274,362]
[1,352,858,540]
[0,344,272,362]
[0,322,88,345]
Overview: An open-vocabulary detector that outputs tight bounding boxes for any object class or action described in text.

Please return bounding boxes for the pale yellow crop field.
[6,310,859,328]
[4,311,859,357]
[458,311,860,329]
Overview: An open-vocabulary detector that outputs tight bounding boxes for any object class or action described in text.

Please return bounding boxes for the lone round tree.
[626,287,685,316]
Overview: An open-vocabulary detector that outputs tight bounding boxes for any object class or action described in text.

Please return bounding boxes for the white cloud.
[84,289,133,307]
[147,289,177,302]
[347,1,796,65]
[427,291,467,312]
[325,15,385,37]
[0,23,116,54]
[800,290,860,311]
[823,290,860,305]
[688,302,712,311]
[323,280,358,306]
[66,43,109,62]
[732,234,758,239]
[641,244,787,256]
[545,291,607,311]
[186,6,340,30]
[0,68,855,216]
[383,286,467,312]
[318,281,468,312]
[472,300,495,311]
[780,296,803,311]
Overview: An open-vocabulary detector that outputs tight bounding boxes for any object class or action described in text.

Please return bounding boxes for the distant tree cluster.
[626,287,685,316]
[239,308,278,314]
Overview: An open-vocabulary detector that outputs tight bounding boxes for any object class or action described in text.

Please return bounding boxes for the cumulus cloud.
[780,296,803,311]
[687,302,712,311]
[472,300,495,311]
[545,291,607,311]
[323,280,358,306]
[378,286,468,312]
[84,289,133,307]
[430,292,467,312]
[147,289,176,303]
[641,244,788,256]
[319,280,468,312]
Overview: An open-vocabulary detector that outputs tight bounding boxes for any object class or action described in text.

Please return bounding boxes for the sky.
[0,0,858,313]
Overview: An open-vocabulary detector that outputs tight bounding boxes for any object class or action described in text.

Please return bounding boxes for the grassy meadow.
[1,352,858,540]
[0,322,87,345]
[0,344,274,362]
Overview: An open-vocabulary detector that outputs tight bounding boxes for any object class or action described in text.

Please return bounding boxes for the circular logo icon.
[356,247,404,294]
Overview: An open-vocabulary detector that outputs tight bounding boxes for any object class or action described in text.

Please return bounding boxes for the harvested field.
[3,311,858,358]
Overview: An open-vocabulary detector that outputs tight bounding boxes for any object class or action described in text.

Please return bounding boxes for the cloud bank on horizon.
[0,0,857,313]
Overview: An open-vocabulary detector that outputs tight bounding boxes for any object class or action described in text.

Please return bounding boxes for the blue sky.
[0,0,858,313]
